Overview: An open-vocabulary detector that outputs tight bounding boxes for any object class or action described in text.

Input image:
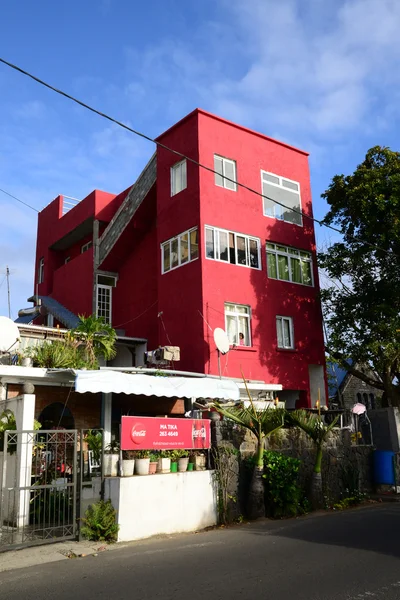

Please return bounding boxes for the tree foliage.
[319,146,400,406]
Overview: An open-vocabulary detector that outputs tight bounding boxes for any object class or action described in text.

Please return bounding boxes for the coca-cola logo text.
[192,427,206,438]
[130,423,147,444]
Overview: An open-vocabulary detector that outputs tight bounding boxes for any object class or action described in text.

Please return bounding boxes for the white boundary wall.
[104,471,218,542]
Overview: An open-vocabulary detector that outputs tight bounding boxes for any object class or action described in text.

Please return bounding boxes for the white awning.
[74,370,240,401]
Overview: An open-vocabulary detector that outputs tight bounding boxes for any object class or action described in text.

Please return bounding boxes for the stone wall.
[211,421,373,518]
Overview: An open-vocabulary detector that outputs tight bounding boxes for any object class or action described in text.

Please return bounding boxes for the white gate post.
[15,384,35,528]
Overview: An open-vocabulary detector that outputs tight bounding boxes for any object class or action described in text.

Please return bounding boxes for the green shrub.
[81,500,119,543]
[263,451,302,518]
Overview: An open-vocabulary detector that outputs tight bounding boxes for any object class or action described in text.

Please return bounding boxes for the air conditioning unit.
[145,346,180,365]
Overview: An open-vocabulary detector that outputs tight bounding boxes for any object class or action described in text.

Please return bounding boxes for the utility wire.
[0,186,39,213]
[0,56,396,258]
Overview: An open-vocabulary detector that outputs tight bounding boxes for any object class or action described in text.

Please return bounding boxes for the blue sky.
[1,0,400,318]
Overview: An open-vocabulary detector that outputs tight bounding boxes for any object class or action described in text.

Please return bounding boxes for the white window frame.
[96,284,112,325]
[65,257,71,264]
[276,316,294,349]
[266,243,314,287]
[205,226,261,270]
[261,170,303,227]
[171,159,187,196]
[38,257,44,284]
[161,227,199,274]
[224,303,252,347]
[81,241,92,254]
[214,155,237,191]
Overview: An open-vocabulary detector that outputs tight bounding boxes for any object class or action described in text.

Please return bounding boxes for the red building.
[21,108,327,408]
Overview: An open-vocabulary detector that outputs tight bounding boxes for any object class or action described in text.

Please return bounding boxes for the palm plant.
[72,315,117,368]
[287,409,338,509]
[213,380,284,519]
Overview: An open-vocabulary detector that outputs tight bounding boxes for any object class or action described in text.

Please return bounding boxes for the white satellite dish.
[214,328,230,355]
[0,316,20,353]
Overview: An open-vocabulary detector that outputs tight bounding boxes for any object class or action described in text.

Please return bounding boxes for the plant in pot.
[178,450,189,473]
[134,450,150,475]
[158,450,171,474]
[170,450,180,473]
[149,452,159,475]
[190,450,207,471]
[104,440,120,477]
[85,429,103,477]
[122,450,135,477]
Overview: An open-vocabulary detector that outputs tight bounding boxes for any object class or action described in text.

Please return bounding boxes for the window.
[225,303,251,347]
[96,285,112,324]
[214,155,237,191]
[38,257,44,284]
[81,241,92,253]
[261,171,302,226]
[171,160,187,196]
[205,226,260,269]
[161,227,199,274]
[65,257,70,264]
[266,243,313,286]
[276,316,294,349]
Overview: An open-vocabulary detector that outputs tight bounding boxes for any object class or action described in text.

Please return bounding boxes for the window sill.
[231,345,257,352]
[276,347,297,353]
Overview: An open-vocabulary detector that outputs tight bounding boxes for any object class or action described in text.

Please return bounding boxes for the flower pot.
[187,462,194,471]
[178,457,189,472]
[149,461,158,475]
[104,454,119,477]
[170,461,178,473]
[122,459,135,477]
[194,455,206,471]
[135,458,150,475]
[158,457,171,474]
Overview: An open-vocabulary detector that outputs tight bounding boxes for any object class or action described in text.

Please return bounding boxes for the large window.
[225,303,251,347]
[38,257,44,284]
[171,159,187,196]
[262,171,302,226]
[214,155,237,191]
[276,316,294,349]
[205,226,260,269]
[162,227,199,274]
[266,243,313,286]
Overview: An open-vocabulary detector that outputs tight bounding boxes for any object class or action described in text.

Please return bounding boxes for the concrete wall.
[104,471,217,542]
[369,408,400,452]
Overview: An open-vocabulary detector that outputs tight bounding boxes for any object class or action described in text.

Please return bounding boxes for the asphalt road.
[1,504,400,600]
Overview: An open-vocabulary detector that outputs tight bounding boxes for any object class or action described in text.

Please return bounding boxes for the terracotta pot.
[149,461,158,475]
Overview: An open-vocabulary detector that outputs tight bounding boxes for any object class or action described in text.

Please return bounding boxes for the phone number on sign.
[159,431,179,437]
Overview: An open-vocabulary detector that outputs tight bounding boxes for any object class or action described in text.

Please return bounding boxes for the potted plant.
[85,429,103,477]
[134,450,150,475]
[122,450,135,477]
[149,452,159,475]
[104,440,120,477]
[190,450,207,471]
[170,450,179,473]
[158,450,171,474]
[178,450,189,473]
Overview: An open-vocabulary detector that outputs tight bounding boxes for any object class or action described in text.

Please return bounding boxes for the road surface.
[1,504,400,600]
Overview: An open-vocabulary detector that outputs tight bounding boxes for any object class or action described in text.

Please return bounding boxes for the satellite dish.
[0,316,20,353]
[214,328,230,355]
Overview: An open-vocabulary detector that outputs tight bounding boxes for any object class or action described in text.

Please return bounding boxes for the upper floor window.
[225,303,251,347]
[95,274,117,325]
[205,226,260,269]
[266,243,313,286]
[81,241,92,254]
[262,171,302,226]
[162,227,199,274]
[38,257,44,284]
[171,160,187,196]
[65,257,71,264]
[214,155,237,191]
[276,316,294,349]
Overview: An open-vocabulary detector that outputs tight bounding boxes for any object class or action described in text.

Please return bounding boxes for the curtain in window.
[282,319,291,347]
[180,232,189,264]
[267,252,277,278]
[249,239,259,268]
[276,318,283,347]
[226,315,237,344]
[190,229,199,260]
[278,255,289,280]
[236,236,247,265]
[163,243,170,272]
[206,228,214,259]
[171,239,179,269]
[229,233,235,264]
[291,257,302,283]
[238,316,250,345]
[218,230,229,261]
[301,260,312,285]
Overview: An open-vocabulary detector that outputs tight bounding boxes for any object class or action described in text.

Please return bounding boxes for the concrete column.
[102,393,112,447]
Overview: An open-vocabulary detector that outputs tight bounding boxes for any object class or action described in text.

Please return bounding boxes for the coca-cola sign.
[121,417,211,451]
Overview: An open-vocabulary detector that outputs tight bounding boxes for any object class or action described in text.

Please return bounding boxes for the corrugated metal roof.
[15,314,35,324]
[38,296,80,329]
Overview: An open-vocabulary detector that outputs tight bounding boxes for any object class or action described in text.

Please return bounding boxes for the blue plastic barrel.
[373,450,395,485]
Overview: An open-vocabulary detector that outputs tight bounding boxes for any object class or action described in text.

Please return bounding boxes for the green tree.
[71,315,117,368]
[213,383,284,520]
[287,410,338,509]
[320,146,400,406]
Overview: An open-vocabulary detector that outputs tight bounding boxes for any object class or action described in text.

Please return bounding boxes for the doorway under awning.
[74,370,240,401]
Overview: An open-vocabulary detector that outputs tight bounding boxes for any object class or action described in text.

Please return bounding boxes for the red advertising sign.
[121,416,211,451]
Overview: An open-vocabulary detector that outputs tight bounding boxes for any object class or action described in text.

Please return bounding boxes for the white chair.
[88,450,101,475]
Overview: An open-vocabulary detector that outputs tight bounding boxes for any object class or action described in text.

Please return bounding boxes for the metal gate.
[0,429,78,551]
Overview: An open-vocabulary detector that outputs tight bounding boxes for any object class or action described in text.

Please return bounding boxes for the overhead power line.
[0,56,396,258]
[0,186,39,213]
